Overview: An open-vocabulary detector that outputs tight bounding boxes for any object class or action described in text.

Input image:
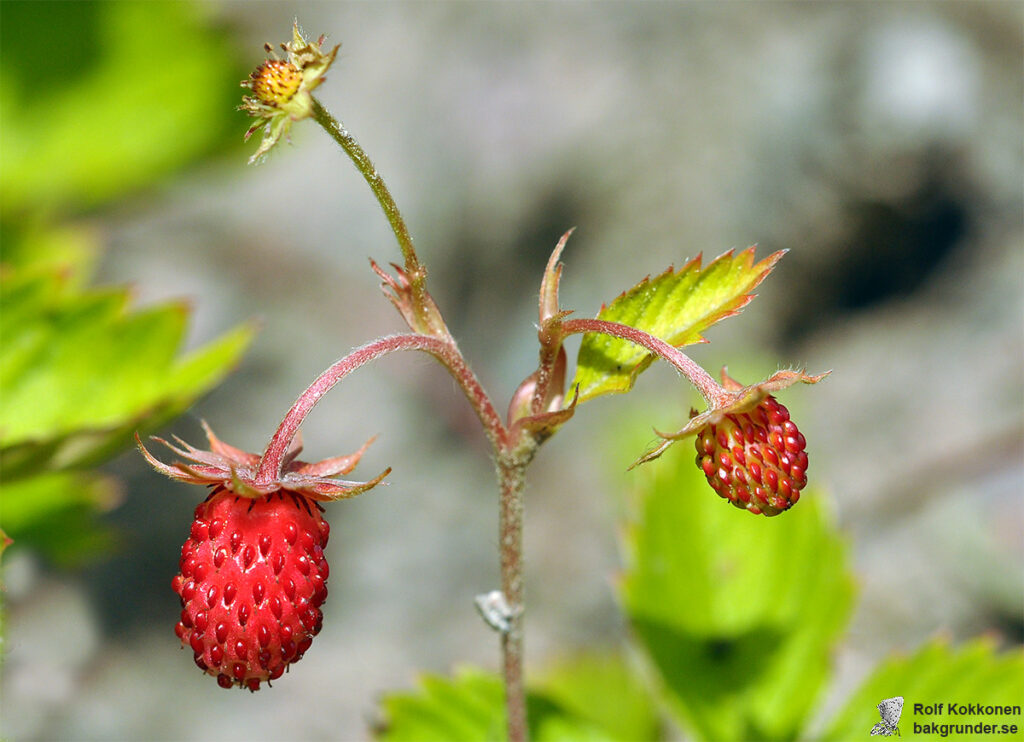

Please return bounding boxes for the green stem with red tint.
[310,98,446,337]
[559,318,730,407]
[256,334,506,484]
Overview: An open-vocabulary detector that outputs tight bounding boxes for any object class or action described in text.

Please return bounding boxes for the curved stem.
[311,98,420,274]
[256,334,506,483]
[311,98,450,338]
[561,318,729,406]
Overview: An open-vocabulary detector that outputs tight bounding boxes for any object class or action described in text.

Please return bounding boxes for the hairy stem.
[561,318,730,406]
[311,98,418,272]
[310,96,533,740]
[497,450,530,742]
[256,334,506,483]
[311,98,445,335]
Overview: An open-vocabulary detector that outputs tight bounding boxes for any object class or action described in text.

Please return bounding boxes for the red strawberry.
[694,395,808,516]
[173,488,330,691]
[137,422,388,690]
[632,368,824,513]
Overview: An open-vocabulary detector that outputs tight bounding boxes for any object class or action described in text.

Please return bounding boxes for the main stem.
[310,97,529,740]
[497,451,529,742]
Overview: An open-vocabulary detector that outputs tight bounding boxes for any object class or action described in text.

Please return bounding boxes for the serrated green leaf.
[534,718,620,742]
[0,261,254,477]
[376,668,507,741]
[571,248,783,404]
[821,639,1024,740]
[618,441,853,741]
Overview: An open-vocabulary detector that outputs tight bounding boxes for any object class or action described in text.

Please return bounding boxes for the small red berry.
[694,395,808,516]
[175,487,330,691]
[138,422,388,691]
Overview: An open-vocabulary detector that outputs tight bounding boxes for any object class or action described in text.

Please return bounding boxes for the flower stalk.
[309,99,418,274]
[257,334,507,485]
[309,99,447,337]
[559,318,731,407]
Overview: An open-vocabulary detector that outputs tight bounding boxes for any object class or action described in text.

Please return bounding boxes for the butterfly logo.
[870,696,904,736]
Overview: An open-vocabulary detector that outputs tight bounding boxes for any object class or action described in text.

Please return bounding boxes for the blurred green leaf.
[0,0,241,215]
[0,264,254,474]
[376,668,508,741]
[0,470,121,566]
[375,665,652,742]
[530,651,661,741]
[618,443,854,741]
[0,221,99,284]
[571,248,783,404]
[822,638,1024,740]
[0,225,253,563]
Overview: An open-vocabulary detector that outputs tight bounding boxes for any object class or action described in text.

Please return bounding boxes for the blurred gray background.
[4,2,1022,740]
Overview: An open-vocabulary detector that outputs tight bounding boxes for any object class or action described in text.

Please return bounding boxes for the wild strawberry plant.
[129,21,837,736]
[137,22,839,740]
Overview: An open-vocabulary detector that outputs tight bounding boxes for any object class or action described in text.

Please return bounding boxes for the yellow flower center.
[250,60,302,106]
